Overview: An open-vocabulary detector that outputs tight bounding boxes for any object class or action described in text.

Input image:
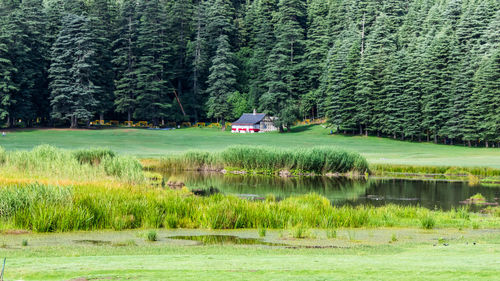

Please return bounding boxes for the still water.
[162,172,500,210]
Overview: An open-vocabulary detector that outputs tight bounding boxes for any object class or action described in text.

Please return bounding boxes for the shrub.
[421,216,436,229]
[22,239,28,246]
[147,230,158,242]
[258,227,266,237]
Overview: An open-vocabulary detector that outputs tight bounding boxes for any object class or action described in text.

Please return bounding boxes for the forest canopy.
[0,0,498,146]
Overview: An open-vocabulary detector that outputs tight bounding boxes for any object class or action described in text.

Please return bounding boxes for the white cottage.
[231,110,278,133]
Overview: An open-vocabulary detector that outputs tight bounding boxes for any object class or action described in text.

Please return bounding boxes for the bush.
[147,230,158,242]
[421,216,436,229]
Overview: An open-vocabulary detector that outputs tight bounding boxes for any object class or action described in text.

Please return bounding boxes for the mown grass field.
[2,125,500,167]
[1,228,499,281]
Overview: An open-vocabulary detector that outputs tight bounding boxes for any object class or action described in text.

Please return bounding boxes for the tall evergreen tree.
[260,0,306,132]
[247,0,276,106]
[206,34,236,129]
[471,47,500,147]
[167,0,194,120]
[0,24,17,121]
[421,27,455,143]
[49,14,100,128]
[112,0,138,123]
[89,0,116,122]
[133,0,172,125]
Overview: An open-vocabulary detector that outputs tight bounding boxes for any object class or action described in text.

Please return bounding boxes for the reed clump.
[0,145,145,184]
[155,146,369,175]
[1,184,497,233]
[73,148,116,165]
[372,164,500,177]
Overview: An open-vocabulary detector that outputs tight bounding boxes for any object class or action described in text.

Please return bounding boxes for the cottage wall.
[231,124,260,133]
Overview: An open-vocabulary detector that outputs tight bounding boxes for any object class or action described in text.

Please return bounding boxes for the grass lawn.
[1,125,499,167]
[1,228,499,281]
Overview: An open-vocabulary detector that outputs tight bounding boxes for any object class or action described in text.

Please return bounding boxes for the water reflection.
[162,171,500,210]
[168,235,286,246]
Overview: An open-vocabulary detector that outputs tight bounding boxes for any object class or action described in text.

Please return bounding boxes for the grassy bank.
[372,164,500,177]
[1,183,498,233]
[152,146,369,175]
[1,228,499,280]
[371,164,500,184]
[2,126,500,167]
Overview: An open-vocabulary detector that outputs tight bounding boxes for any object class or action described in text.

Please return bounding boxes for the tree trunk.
[359,125,363,135]
[221,119,226,131]
[100,112,104,124]
[279,125,284,133]
[127,110,131,125]
[468,140,471,147]
[485,141,489,148]
[365,129,368,137]
[360,13,365,56]
[71,116,78,129]
[286,124,291,132]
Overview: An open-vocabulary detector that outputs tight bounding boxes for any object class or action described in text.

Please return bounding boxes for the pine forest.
[0,0,499,147]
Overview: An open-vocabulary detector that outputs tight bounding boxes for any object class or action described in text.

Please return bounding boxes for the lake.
[162,171,499,210]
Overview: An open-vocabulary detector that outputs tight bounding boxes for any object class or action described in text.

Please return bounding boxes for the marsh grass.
[390,233,398,242]
[291,223,309,239]
[154,146,369,175]
[73,148,116,165]
[326,227,337,239]
[0,145,145,184]
[147,230,158,242]
[372,164,500,177]
[1,184,496,233]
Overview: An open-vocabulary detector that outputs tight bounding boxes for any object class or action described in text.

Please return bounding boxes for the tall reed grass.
[372,164,500,177]
[0,145,145,184]
[1,183,496,233]
[154,146,369,175]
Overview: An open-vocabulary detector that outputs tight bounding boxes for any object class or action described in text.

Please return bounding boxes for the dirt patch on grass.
[2,229,31,235]
[2,127,91,132]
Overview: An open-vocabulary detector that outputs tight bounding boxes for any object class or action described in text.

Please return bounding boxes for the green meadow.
[2,125,500,167]
[1,228,499,280]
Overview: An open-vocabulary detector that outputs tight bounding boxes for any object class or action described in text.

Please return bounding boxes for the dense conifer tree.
[113,0,138,123]
[206,34,237,129]
[260,0,306,131]
[49,14,99,128]
[133,0,172,125]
